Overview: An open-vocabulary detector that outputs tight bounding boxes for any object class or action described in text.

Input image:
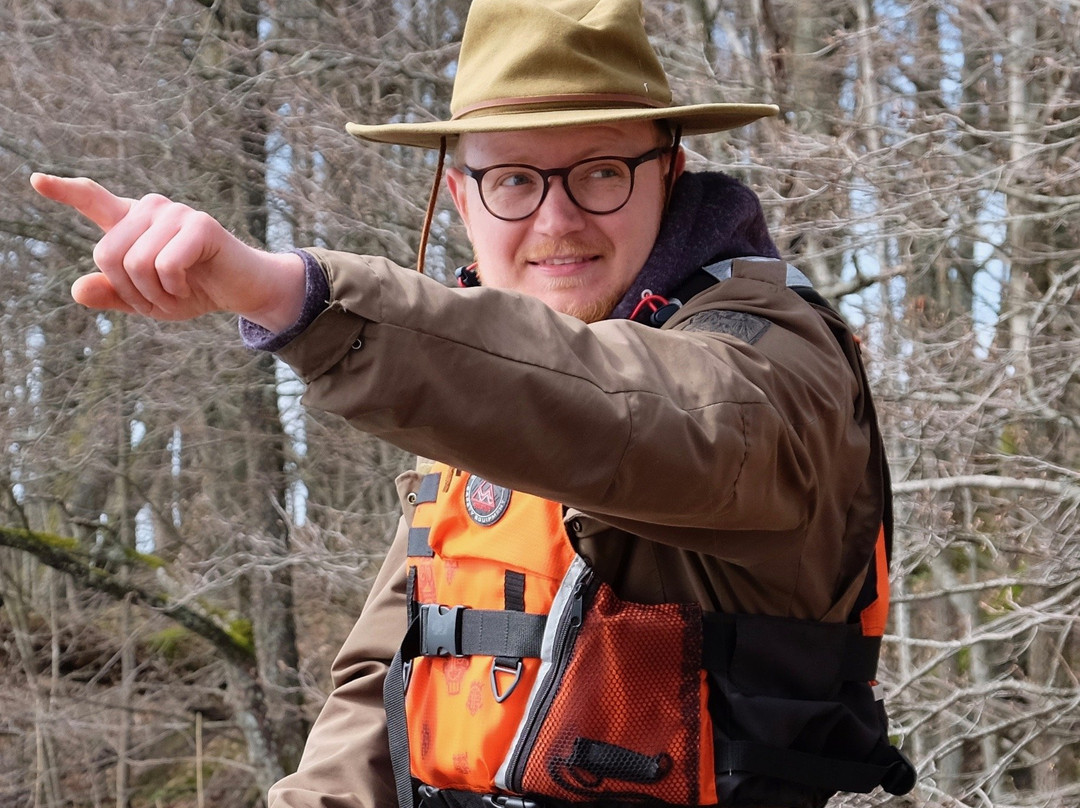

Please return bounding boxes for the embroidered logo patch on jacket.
[682,310,771,344]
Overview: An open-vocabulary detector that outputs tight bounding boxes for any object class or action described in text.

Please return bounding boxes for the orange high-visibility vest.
[385,463,915,808]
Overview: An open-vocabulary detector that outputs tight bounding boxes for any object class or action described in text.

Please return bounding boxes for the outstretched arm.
[30,173,306,332]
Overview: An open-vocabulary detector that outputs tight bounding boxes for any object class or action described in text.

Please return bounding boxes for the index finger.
[30,173,134,232]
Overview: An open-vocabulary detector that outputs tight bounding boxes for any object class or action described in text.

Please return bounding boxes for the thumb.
[71,273,138,315]
[30,173,133,232]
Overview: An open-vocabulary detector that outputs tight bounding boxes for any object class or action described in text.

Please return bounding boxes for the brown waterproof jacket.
[266,249,886,808]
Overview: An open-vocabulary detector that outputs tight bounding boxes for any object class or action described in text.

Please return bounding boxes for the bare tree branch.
[0,526,256,671]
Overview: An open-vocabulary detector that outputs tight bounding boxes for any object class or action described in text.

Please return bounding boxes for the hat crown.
[451,0,672,119]
[344,0,778,148]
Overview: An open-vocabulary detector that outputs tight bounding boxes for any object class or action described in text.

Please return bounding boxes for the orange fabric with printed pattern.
[406,464,578,793]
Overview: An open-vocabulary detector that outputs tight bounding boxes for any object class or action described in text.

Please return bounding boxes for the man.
[33,1,915,806]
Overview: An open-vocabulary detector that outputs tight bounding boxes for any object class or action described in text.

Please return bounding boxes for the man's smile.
[527,254,602,274]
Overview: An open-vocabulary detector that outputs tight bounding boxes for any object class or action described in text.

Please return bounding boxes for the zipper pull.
[570,581,586,628]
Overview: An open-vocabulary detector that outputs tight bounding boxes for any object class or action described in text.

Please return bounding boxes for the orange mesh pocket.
[521,583,714,804]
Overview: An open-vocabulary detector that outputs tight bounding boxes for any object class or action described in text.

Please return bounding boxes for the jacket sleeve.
[275,249,867,559]
[267,497,410,808]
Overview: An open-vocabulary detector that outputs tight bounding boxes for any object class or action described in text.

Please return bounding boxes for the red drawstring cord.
[629,293,669,321]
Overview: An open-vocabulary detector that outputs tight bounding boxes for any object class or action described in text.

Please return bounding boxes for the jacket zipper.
[503,563,595,792]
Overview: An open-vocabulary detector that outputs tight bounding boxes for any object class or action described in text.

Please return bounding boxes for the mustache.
[520,238,608,262]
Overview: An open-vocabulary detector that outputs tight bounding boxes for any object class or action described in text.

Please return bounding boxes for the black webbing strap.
[497,572,528,671]
[408,527,435,557]
[414,604,546,659]
[504,570,526,612]
[405,473,441,559]
[716,739,916,796]
[414,472,441,504]
[406,566,419,625]
[701,612,881,683]
[385,645,416,808]
[460,607,545,657]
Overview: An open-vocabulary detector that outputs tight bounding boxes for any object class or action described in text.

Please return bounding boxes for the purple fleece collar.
[609,171,780,319]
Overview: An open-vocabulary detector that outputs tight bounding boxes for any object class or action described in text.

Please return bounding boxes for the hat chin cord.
[663,124,683,212]
[416,136,448,275]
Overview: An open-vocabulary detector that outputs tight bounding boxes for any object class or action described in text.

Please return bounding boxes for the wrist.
[239,250,307,332]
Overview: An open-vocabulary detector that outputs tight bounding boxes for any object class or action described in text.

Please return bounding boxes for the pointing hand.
[30,174,304,330]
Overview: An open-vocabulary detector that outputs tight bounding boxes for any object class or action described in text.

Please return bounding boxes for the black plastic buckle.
[419,604,465,657]
[481,796,539,808]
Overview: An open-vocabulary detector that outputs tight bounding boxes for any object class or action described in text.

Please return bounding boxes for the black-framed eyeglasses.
[462,147,667,222]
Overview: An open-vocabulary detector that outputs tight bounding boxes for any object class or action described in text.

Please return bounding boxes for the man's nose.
[532,176,586,235]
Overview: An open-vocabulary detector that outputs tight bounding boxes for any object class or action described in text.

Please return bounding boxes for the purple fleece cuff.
[239,250,331,352]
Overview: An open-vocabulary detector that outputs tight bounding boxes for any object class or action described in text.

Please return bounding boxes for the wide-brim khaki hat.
[347,0,779,149]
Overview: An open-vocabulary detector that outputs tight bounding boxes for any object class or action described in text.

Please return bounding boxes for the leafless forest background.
[0,1,1077,806]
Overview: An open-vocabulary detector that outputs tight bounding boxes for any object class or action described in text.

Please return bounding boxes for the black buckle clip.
[481,796,539,808]
[420,604,465,657]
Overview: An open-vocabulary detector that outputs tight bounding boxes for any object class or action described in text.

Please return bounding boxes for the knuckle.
[154,254,182,281]
[122,249,149,278]
[92,240,119,272]
[186,209,216,234]
[131,193,175,220]
[137,192,169,206]
[122,244,157,280]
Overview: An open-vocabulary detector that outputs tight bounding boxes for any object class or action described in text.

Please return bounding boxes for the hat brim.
[346,103,780,149]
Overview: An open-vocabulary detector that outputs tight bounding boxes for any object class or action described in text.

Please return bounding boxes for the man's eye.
[582,163,628,181]
[493,171,537,189]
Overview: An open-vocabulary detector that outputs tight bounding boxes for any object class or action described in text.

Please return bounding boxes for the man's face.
[446,122,682,323]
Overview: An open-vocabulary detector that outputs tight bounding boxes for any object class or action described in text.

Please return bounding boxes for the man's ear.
[446,167,473,238]
[661,147,687,209]
[673,146,686,179]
